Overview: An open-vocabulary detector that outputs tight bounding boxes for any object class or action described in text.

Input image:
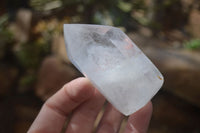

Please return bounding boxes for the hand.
[28,77,152,133]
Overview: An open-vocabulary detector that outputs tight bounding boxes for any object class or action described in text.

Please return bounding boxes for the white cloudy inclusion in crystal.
[63,24,164,116]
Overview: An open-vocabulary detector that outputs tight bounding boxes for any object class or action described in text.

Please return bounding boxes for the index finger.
[28,77,95,133]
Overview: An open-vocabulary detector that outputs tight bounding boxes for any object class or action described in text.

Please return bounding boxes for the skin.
[28,77,152,133]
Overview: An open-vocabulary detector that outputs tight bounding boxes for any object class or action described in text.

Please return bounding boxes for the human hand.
[28,77,152,133]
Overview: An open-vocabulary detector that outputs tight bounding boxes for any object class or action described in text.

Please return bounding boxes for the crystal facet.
[63,24,164,115]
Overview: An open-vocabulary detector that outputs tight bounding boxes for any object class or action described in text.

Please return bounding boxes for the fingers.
[123,102,153,133]
[28,77,95,133]
[65,89,105,133]
[96,103,124,133]
[28,75,153,133]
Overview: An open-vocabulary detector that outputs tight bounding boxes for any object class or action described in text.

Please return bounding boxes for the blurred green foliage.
[184,39,200,50]
[0,14,14,60]
[15,41,50,68]
[29,0,146,28]
[19,72,36,89]
[0,14,13,44]
[118,1,132,12]
[12,39,50,91]
[30,0,62,11]
[0,14,9,27]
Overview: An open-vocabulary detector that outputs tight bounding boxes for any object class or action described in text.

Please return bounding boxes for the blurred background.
[0,0,200,132]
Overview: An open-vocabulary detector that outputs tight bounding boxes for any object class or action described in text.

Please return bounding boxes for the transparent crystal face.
[64,24,164,115]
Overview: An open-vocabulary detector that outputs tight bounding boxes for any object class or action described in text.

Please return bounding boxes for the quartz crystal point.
[63,24,164,116]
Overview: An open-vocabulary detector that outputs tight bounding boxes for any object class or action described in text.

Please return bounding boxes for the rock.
[36,56,81,100]
[144,47,200,108]
[187,9,200,38]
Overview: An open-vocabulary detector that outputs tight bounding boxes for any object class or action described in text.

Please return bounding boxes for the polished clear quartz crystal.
[63,24,164,115]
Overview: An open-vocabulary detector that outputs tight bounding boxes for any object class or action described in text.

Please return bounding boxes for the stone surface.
[36,56,81,100]
[63,24,164,115]
[143,47,200,108]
